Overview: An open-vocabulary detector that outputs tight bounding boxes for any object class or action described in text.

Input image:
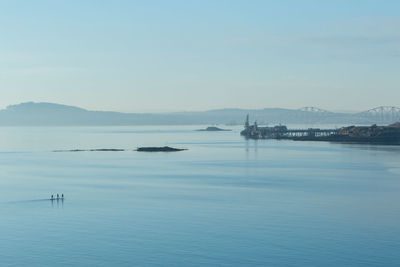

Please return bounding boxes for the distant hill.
[0,102,399,126]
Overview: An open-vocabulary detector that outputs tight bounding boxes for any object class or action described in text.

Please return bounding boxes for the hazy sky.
[0,0,399,112]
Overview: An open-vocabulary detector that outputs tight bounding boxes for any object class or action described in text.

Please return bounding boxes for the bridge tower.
[245,114,250,128]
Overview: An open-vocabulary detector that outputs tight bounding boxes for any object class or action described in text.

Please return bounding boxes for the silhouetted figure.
[57,193,59,199]
[51,195,54,200]
[62,193,64,198]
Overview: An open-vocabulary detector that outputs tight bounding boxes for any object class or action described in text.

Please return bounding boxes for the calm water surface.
[0,126,399,266]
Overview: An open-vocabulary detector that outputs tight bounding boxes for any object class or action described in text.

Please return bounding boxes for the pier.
[241,115,338,139]
[240,115,400,144]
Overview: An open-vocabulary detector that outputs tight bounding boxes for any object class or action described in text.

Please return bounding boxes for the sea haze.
[0,126,399,266]
[1,102,400,126]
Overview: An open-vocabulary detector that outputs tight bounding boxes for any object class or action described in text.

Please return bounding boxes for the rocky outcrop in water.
[53,149,125,152]
[136,146,187,152]
[197,126,231,131]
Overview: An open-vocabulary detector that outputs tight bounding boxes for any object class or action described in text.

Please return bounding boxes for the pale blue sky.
[0,0,399,112]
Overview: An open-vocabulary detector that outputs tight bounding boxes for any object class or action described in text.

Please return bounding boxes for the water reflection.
[50,198,64,208]
[338,143,400,152]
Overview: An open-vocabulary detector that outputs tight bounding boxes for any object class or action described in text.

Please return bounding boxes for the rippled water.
[0,126,399,266]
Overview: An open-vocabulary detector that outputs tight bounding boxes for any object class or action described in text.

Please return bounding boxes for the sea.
[0,125,399,266]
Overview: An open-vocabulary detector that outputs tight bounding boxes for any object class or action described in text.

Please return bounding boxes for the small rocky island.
[54,147,187,152]
[136,146,187,152]
[197,126,231,131]
[54,149,125,152]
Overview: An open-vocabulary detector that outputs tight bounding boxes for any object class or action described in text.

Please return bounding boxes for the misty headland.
[1,102,399,126]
